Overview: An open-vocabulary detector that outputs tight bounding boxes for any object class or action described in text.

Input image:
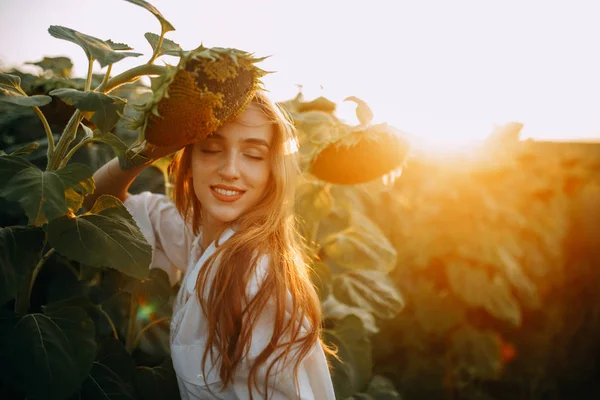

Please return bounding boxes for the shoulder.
[124,191,172,210]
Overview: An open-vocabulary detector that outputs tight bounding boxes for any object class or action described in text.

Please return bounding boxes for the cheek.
[251,162,271,189]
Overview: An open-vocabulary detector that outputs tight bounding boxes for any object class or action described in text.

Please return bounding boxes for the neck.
[201,212,227,250]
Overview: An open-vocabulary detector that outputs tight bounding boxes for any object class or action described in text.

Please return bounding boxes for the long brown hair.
[168,91,334,398]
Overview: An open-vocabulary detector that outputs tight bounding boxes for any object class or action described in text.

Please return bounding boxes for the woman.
[85,91,336,399]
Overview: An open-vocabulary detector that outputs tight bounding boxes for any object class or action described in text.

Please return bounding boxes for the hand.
[119,141,185,170]
[140,142,186,161]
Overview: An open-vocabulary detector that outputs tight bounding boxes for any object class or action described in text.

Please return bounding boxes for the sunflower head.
[132,45,269,147]
[310,123,410,184]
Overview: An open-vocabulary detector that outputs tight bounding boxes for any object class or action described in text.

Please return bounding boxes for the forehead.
[211,103,274,143]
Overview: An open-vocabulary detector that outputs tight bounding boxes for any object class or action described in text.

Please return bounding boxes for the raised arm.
[83,143,182,210]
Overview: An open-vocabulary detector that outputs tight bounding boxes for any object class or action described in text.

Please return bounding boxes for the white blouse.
[124,191,335,400]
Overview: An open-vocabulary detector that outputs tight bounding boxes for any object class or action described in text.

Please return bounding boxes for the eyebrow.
[208,133,271,149]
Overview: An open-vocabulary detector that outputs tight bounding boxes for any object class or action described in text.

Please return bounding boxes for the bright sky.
[1,0,600,150]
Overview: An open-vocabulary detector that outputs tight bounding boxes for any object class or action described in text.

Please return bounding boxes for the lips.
[210,185,245,202]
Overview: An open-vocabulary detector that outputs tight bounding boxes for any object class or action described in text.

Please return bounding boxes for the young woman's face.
[191,103,273,230]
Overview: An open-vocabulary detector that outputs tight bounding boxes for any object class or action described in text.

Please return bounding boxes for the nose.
[218,151,241,181]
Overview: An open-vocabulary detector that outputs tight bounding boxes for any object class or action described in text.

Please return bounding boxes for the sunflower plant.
[0,0,269,398]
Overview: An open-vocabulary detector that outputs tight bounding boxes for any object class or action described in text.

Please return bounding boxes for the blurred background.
[1,1,600,399]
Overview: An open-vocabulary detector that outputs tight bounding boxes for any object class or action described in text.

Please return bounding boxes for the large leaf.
[44,296,115,339]
[295,180,334,221]
[78,338,136,400]
[124,0,175,33]
[0,159,94,225]
[324,315,372,399]
[55,163,95,213]
[134,357,180,400]
[26,56,73,78]
[322,295,378,334]
[49,88,126,133]
[0,305,96,400]
[48,26,142,68]
[323,210,397,271]
[106,39,134,51]
[0,226,45,306]
[47,195,152,279]
[144,32,183,57]
[0,165,68,226]
[91,128,129,159]
[0,73,52,107]
[446,261,521,326]
[0,154,35,185]
[333,269,404,320]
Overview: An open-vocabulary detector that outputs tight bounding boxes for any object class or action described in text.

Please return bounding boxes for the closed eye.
[201,149,221,154]
[245,154,264,161]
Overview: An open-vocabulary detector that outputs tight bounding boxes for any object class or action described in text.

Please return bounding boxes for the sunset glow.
[1,0,599,151]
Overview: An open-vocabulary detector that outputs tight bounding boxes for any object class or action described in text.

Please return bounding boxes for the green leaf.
[144,32,183,57]
[47,195,152,279]
[333,270,404,320]
[323,210,397,272]
[0,166,68,226]
[446,261,521,326]
[0,154,36,182]
[0,305,96,400]
[0,72,52,107]
[0,158,94,225]
[26,56,73,78]
[93,128,129,159]
[134,357,180,400]
[49,88,126,132]
[9,141,40,156]
[48,26,143,68]
[295,180,334,221]
[106,39,134,51]
[323,295,378,334]
[324,316,372,399]
[55,163,95,213]
[0,226,45,306]
[124,0,175,33]
[78,338,136,400]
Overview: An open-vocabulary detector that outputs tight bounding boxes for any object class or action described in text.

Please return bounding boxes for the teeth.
[213,187,243,196]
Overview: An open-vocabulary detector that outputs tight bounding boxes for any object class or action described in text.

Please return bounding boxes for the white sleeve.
[231,256,336,400]
[123,191,195,286]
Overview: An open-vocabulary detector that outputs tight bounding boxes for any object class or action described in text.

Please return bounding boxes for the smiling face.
[191,103,273,234]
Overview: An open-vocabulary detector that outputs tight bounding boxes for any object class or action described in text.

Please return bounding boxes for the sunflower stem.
[59,137,96,168]
[104,64,165,94]
[97,305,119,340]
[148,30,166,64]
[32,107,55,169]
[84,58,94,92]
[15,248,55,314]
[132,317,170,350]
[48,110,83,171]
[96,64,113,93]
